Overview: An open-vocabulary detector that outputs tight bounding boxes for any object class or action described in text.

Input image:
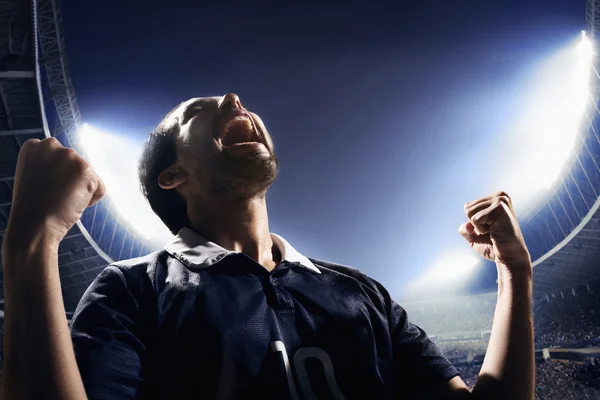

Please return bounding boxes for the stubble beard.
[205,152,279,200]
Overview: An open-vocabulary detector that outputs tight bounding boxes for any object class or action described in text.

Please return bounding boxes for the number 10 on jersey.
[271,341,346,400]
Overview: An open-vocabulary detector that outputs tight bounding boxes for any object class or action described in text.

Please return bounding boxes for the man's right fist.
[6,137,106,243]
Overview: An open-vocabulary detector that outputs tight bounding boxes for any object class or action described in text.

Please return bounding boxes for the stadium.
[0,0,600,398]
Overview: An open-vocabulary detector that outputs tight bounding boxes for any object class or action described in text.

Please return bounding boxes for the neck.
[187,195,279,271]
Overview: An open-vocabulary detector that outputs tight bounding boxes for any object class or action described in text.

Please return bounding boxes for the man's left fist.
[458,192,531,272]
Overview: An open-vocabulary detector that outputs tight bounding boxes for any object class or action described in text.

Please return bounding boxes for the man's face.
[172,94,278,198]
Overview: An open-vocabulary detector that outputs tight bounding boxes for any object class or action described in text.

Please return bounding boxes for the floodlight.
[490,33,594,217]
[78,124,174,248]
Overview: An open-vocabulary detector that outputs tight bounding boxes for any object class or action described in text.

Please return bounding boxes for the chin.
[210,155,278,198]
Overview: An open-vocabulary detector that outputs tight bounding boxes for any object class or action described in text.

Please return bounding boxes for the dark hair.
[138,105,190,235]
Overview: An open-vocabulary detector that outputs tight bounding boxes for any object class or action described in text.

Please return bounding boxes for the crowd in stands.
[405,278,600,351]
[402,278,600,399]
[533,360,600,399]
[580,357,600,380]
[534,281,600,349]
[435,340,488,358]
[458,360,600,399]
[455,363,480,389]
[403,280,600,400]
[406,293,496,335]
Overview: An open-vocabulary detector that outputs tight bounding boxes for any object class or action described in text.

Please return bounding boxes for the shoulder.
[88,248,178,297]
[309,258,393,302]
[107,248,180,281]
[72,250,175,320]
[110,248,171,273]
[310,258,372,283]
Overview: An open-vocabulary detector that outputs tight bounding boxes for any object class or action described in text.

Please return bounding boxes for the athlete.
[1,94,534,399]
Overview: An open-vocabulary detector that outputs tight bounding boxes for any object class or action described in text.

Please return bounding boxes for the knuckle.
[20,138,41,154]
[43,137,61,146]
[22,138,40,148]
[496,191,510,199]
[96,174,106,189]
[97,181,107,196]
[64,147,78,158]
[87,178,99,193]
[70,155,89,174]
[76,158,90,172]
[62,146,80,159]
[498,195,510,205]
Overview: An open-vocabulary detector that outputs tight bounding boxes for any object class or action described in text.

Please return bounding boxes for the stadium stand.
[405,278,600,398]
[458,360,600,399]
[405,277,600,352]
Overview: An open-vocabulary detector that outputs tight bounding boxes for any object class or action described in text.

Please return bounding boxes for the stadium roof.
[531,196,600,296]
[0,0,110,312]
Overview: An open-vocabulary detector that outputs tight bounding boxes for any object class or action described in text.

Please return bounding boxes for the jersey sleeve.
[390,299,459,395]
[308,259,460,395]
[70,265,148,400]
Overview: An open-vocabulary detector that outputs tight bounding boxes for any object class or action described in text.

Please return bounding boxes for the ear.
[158,165,189,189]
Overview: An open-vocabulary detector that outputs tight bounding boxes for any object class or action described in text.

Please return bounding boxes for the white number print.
[271,341,346,400]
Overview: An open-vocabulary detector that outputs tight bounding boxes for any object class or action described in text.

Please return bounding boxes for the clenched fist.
[6,137,105,244]
[459,192,531,276]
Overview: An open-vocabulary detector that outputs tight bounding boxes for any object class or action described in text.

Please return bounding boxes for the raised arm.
[1,138,105,400]
[418,192,534,400]
[462,192,534,400]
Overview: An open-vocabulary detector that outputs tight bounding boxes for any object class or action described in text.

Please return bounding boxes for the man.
[1,94,534,399]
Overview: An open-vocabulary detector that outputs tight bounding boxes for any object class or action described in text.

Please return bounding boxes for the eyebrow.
[180,98,220,124]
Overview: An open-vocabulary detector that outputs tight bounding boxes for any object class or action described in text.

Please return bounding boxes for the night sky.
[61,0,583,298]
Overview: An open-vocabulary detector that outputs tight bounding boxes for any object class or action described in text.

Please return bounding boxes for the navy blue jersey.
[70,229,458,399]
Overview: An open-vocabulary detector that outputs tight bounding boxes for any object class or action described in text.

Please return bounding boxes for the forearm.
[1,229,87,400]
[471,264,534,400]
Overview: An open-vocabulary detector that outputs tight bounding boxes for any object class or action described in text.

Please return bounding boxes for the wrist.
[3,222,61,264]
[497,255,532,279]
[496,260,532,296]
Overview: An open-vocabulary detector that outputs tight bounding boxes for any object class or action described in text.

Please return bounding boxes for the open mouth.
[220,112,260,147]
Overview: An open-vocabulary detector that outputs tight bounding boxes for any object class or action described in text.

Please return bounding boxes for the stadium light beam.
[78,124,174,248]
[536,33,592,187]
[486,33,594,217]
[405,252,481,299]
[405,32,595,301]
[577,30,593,60]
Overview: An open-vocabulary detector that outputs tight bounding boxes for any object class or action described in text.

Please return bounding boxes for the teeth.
[223,115,253,136]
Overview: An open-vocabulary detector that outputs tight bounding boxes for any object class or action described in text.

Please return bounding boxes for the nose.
[220,93,243,112]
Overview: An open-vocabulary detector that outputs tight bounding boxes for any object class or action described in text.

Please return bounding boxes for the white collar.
[164,227,320,274]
